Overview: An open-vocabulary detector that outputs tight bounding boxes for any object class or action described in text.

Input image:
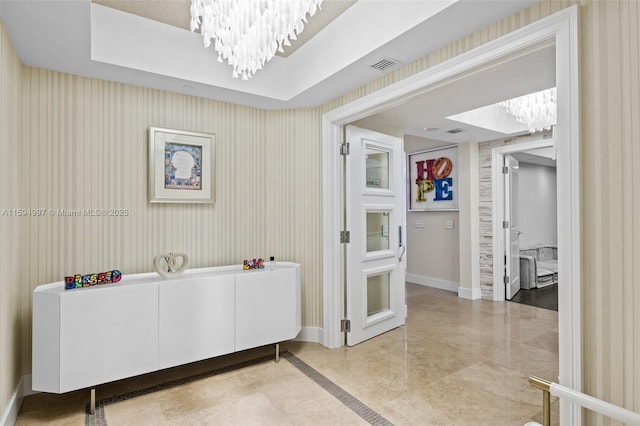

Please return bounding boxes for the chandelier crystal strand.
[191,0,323,80]
[499,87,557,133]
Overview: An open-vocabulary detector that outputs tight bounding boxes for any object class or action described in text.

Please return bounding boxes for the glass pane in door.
[365,147,389,189]
[366,212,390,252]
[367,272,390,316]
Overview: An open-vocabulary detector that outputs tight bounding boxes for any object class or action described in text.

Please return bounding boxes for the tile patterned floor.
[16,284,559,425]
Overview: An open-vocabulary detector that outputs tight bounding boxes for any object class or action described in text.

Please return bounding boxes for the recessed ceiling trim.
[447,103,530,134]
[1,0,541,109]
[89,0,458,102]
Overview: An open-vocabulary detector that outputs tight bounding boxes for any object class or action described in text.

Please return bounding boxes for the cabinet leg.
[90,388,96,415]
[275,343,280,363]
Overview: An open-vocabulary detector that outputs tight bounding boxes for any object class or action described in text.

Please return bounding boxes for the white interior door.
[504,154,520,300]
[345,125,406,346]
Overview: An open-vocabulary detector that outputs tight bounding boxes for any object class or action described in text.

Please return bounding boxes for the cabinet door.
[235,268,301,352]
[158,276,235,369]
[33,292,61,393]
[59,283,159,392]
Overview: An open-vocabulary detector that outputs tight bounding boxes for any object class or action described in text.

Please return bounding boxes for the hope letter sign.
[408,146,458,211]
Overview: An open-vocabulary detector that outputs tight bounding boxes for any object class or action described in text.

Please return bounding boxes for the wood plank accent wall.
[0,20,22,419]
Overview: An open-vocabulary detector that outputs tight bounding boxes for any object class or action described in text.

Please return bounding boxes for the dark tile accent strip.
[85,400,106,426]
[85,354,274,426]
[85,351,393,426]
[282,352,394,426]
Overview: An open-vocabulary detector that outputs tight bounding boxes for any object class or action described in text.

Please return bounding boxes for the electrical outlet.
[414,219,425,228]
[445,219,454,229]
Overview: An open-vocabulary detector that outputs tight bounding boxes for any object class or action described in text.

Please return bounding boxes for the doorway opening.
[497,140,559,311]
[322,6,580,424]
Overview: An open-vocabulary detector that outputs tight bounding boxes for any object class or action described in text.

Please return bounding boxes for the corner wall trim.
[1,374,33,426]
[406,274,458,293]
[458,286,482,300]
[293,327,323,344]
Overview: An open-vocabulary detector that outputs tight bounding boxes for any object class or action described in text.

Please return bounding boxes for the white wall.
[457,142,480,299]
[350,118,404,138]
[405,135,460,291]
[406,211,460,285]
[518,162,557,248]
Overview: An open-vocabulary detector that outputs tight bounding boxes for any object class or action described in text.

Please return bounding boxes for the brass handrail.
[529,376,552,426]
[529,375,640,425]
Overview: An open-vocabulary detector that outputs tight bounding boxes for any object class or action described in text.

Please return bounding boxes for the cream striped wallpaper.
[0,20,22,420]
[17,70,322,376]
[579,0,640,420]
[2,0,640,423]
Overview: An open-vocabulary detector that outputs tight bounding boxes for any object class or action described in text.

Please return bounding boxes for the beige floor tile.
[104,360,366,426]
[17,284,558,425]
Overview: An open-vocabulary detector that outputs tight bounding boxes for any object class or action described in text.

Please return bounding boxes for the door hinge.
[340,230,350,243]
[504,275,509,285]
[502,220,509,229]
[341,319,351,333]
[340,142,350,156]
[502,166,509,174]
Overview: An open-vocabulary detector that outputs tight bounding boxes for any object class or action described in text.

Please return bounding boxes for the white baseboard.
[293,326,323,344]
[0,387,19,426]
[458,286,482,300]
[1,374,33,426]
[406,274,458,293]
[21,375,35,398]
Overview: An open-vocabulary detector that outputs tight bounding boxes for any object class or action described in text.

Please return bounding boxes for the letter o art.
[432,157,453,179]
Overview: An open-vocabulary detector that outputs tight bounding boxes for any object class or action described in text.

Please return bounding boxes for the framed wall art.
[149,127,215,203]
[407,146,458,211]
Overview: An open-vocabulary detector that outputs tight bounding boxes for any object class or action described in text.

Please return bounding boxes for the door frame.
[322,6,580,424]
[503,153,522,301]
[492,138,555,302]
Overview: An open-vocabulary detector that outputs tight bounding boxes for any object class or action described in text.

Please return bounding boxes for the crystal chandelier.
[499,87,557,133]
[190,0,323,80]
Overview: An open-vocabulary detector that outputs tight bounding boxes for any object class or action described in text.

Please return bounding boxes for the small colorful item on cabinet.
[64,270,122,290]
[243,258,265,270]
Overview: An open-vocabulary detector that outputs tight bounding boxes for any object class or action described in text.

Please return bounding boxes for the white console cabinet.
[32,263,301,394]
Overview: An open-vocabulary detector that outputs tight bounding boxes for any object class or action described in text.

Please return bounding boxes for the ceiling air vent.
[369,57,402,72]
[446,128,465,134]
